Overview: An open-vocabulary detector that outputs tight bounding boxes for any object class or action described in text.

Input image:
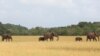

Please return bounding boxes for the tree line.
[0,22,100,36]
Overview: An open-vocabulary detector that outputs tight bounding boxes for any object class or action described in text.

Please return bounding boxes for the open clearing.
[0,36,100,56]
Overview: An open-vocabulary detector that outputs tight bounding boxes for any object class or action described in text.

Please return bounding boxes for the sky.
[0,0,100,28]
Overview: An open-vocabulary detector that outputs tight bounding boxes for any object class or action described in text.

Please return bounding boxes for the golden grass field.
[0,36,100,56]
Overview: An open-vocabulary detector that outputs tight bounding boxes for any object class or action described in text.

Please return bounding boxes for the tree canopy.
[0,22,100,36]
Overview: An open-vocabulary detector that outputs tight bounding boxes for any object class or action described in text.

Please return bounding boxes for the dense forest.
[0,22,100,36]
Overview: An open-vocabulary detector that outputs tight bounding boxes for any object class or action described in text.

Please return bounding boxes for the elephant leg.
[86,36,90,41]
[79,39,81,41]
[10,38,13,42]
[7,39,9,42]
[2,38,4,41]
[93,38,97,41]
[9,38,11,42]
[86,38,88,41]
[79,39,82,41]
[97,37,99,41]
[50,37,53,41]
[45,38,48,41]
[6,39,8,42]
[86,38,89,41]
[51,38,53,41]
[93,38,95,41]
[89,39,91,41]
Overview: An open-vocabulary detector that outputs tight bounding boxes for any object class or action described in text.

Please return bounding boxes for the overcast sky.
[0,0,100,28]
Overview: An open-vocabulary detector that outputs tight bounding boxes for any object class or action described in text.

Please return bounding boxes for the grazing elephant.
[43,32,59,41]
[1,34,12,42]
[75,37,82,41]
[86,32,99,41]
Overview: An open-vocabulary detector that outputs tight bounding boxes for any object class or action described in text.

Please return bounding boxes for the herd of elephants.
[0,32,100,42]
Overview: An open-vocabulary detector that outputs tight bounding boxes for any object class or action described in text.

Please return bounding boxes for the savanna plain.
[0,36,100,56]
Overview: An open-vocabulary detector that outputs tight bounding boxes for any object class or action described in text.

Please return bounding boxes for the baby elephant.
[75,37,82,41]
[39,37,46,41]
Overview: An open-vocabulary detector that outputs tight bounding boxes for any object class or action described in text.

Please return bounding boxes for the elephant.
[39,37,46,41]
[75,37,82,41]
[43,32,59,41]
[1,34,12,42]
[86,32,99,41]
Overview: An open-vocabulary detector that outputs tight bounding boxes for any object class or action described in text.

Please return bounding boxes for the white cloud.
[0,0,100,28]
[20,0,29,4]
[0,10,6,14]
[19,0,74,7]
[0,0,5,4]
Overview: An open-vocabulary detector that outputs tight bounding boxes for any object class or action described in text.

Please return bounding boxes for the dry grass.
[0,36,100,56]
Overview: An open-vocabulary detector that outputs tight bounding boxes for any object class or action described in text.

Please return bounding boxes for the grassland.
[0,36,100,56]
